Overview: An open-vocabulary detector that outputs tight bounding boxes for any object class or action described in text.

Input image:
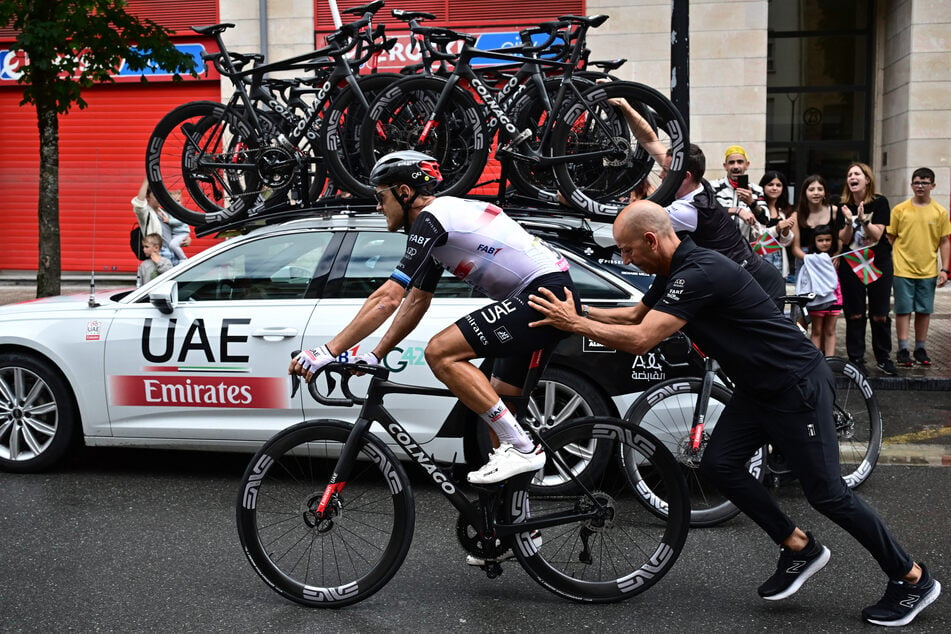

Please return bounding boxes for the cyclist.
[528,200,940,628]
[289,150,579,485]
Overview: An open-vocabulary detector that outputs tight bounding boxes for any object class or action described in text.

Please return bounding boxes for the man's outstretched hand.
[528,286,580,331]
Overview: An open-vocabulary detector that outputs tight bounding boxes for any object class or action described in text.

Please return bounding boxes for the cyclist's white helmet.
[369,151,443,194]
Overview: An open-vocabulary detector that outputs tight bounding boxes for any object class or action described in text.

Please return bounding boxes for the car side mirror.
[149,280,179,315]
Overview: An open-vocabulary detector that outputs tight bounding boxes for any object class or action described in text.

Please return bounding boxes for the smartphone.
[735,174,749,189]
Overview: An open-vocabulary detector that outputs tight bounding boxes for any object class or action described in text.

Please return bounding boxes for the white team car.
[0,211,658,473]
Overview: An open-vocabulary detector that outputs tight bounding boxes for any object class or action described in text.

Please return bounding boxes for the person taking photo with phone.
[711,145,768,241]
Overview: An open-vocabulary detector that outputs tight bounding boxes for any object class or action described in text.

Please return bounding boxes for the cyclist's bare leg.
[426,324,533,451]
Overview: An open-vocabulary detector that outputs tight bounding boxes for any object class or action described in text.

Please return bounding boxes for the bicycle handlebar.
[289,352,390,407]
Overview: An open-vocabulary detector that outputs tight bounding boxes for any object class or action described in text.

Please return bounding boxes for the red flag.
[842,248,882,285]
[750,232,782,256]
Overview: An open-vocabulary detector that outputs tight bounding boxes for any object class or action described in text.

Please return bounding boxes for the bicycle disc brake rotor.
[456,512,507,560]
[303,491,340,533]
[677,432,709,469]
[576,490,616,533]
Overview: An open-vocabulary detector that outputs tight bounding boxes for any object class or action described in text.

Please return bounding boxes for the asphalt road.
[0,448,947,633]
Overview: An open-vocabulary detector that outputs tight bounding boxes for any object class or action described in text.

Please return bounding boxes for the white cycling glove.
[353,351,379,367]
[297,345,335,374]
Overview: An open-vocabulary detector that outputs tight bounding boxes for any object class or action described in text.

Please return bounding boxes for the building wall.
[881,0,951,206]
[587,0,951,206]
[218,0,316,101]
[588,0,770,182]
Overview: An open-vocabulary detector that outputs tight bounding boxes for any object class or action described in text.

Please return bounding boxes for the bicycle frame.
[414,28,625,168]
[307,366,608,540]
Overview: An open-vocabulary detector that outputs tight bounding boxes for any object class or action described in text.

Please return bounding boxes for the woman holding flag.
[838,162,896,376]
[754,171,797,279]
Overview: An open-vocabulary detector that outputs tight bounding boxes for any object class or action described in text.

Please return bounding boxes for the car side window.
[567,261,630,300]
[340,233,474,299]
[175,232,332,301]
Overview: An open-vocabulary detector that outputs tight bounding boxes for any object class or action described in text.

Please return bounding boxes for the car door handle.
[251,327,299,340]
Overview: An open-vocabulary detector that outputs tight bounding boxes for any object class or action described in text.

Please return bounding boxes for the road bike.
[236,358,689,607]
[359,14,687,208]
[146,1,401,226]
[623,294,883,528]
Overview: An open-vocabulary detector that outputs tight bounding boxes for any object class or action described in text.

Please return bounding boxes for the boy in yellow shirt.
[886,167,951,366]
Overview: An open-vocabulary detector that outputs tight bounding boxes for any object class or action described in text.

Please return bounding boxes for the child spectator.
[886,167,951,366]
[137,233,173,287]
[165,190,192,263]
[796,224,841,355]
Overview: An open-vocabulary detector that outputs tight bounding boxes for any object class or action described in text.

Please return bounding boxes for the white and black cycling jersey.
[390,196,569,300]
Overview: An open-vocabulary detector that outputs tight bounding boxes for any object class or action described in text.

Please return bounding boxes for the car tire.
[0,353,78,473]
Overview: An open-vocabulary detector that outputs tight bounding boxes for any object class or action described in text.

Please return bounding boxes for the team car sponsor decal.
[141,317,250,363]
[341,345,428,372]
[109,375,287,408]
[631,352,664,382]
[582,337,614,353]
[86,321,102,341]
[108,317,286,408]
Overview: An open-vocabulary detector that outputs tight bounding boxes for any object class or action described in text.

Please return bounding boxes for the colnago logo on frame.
[109,375,288,408]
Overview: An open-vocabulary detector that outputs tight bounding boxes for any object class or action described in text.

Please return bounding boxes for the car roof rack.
[193,192,618,241]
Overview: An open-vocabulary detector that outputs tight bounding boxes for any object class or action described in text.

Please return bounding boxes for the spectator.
[164,190,192,263]
[791,174,846,261]
[132,178,190,265]
[660,144,786,304]
[757,170,797,279]
[136,233,173,287]
[886,167,951,367]
[710,145,768,241]
[796,224,841,355]
[838,163,897,376]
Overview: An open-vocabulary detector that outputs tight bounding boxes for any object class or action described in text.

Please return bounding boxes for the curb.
[869,376,951,391]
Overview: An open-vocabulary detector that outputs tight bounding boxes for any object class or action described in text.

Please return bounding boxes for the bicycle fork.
[306,416,376,528]
[688,357,719,455]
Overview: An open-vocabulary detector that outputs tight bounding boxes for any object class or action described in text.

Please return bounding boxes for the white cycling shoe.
[466,443,546,485]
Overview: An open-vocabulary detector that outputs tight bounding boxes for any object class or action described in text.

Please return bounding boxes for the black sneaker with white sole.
[757,532,831,600]
[862,562,941,627]
[877,358,898,376]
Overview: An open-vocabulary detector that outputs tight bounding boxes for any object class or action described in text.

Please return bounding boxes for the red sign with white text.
[110,375,288,409]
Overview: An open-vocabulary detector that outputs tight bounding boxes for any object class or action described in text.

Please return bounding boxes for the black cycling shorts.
[455,271,579,386]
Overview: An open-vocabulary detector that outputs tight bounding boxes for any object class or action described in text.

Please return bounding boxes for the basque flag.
[841,248,882,285]
[750,232,782,256]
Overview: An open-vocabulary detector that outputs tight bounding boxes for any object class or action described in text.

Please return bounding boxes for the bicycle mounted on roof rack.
[146,4,687,232]
[190,189,621,239]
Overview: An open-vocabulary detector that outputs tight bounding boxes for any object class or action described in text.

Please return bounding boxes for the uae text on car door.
[102,230,337,444]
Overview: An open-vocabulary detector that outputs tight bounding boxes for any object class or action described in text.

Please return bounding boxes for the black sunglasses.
[374,185,397,204]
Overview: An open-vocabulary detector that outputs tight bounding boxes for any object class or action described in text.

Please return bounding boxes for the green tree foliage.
[0,0,198,296]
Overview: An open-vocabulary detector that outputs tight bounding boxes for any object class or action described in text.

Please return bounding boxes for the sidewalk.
[821,282,951,391]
